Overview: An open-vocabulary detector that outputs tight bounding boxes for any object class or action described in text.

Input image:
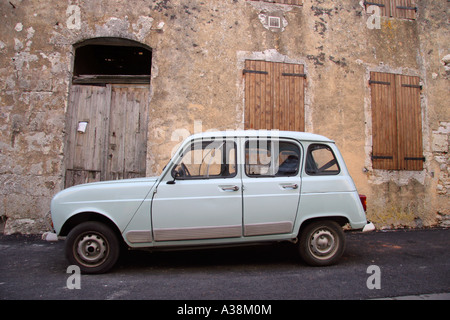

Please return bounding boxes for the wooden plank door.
[65,85,110,187]
[107,85,149,180]
[244,60,305,131]
[65,84,149,187]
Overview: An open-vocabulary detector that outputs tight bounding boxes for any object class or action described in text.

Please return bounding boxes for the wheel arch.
[297,216,349,235]
[60,212,123,241]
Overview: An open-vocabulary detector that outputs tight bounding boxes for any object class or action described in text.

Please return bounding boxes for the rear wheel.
[298,220,345,266]
[65,221,120,274]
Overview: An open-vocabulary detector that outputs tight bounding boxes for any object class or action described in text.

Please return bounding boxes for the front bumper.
[362,221,375,232]
[42,232,59,241]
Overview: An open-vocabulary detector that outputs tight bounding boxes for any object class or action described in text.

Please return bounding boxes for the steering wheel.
[180,162,191,177]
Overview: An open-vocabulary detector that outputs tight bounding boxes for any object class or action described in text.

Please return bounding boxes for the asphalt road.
[0,228,449,301]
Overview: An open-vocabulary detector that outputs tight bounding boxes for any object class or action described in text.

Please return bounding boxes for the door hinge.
[282,72,307,78]
[243,69,268,75]
[404,157,425,161]
[402,83,422,89]
[369,80,391,85]
[372,155,393,160]
[396,5,417,12]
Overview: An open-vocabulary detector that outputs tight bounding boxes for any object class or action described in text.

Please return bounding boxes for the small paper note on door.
[77,121,88,133]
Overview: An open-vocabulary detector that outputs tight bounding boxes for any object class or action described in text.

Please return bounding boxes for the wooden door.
[65,84,149,187]
[107,85,149,180]
[244,60,305,131]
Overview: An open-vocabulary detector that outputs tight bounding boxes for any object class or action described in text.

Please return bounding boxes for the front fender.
[51,178,157,235]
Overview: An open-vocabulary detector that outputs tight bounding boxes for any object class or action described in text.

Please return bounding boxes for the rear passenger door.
[242,138,302,236]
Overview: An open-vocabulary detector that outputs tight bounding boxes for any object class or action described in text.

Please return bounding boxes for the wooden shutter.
[244,60,270,130]
[250,0,303,6]
[370,72,423,171]
[244,60,305,132]
[364,0,390,18]
[364,0,416,19]
[391,0,416,20]
[370,72,398,170]
[396,75,423,170]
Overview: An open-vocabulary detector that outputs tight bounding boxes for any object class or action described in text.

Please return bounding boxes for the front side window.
[172,140,236,179]
[306,144,340,175]
[245,140,300,177]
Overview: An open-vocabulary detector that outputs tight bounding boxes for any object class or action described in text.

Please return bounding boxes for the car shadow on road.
[114,242,305,273]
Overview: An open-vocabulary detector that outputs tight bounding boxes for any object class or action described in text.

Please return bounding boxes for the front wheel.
[298,220,345,266]
[65,221,120,274]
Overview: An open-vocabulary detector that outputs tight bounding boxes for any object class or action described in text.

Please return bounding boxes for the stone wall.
[0,0,448,233]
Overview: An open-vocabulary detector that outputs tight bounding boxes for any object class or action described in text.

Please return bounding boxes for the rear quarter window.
[305,144,340,175]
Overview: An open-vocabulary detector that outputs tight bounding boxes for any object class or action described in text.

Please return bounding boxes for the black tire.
[298,220,345,266]
[65,221,120,274]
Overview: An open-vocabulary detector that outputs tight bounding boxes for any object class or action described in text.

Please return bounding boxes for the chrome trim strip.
[126,230,153,243]
[154,225,242,241]
[244,221,293,236]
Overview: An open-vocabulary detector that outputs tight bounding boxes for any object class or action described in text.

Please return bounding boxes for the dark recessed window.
[72,38,152,84]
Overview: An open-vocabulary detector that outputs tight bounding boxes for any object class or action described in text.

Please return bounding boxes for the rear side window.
[306,144,340,175]
[245,140,300,177]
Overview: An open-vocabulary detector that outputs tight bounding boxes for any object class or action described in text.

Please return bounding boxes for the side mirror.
[167,167,180,184]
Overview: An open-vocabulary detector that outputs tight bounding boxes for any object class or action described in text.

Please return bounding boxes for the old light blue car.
[50,130,374,273]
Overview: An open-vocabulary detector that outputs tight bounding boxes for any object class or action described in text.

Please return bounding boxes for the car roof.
[188,130,334,143]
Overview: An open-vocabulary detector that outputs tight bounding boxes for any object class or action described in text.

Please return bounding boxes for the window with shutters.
[244,60,306,131]
[364,0,417,20]
[370,72,424,171]
[248,0,303,6]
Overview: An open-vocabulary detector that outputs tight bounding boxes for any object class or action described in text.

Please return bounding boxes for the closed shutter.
[364,0,390,18]
[370,72,398,170]
[249,0,303,6]
[391,0,417,20]
[370,72,423,171]
[244,60,305,132]
[396,75,423,170]
[364,0,416,20]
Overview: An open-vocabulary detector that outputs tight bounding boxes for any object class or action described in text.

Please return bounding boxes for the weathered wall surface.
[0,0,448,233]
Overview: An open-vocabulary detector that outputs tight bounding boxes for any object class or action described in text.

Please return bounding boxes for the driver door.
[151,139,242,242]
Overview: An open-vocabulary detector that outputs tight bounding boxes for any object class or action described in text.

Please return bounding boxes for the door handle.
[281,184,298,190]
[220,185,239,192]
